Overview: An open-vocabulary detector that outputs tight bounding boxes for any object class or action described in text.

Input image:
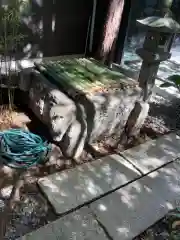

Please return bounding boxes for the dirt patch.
[4,182,56,239]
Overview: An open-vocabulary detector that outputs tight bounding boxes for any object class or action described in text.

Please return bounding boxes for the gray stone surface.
[87,86,141,143]
[89,161,180,240]
[121,133,180,174]
[38,154,140,214]
[20,207,108,240]
[126,101,150,136]
[143,160,180,206]
[60,86,141,158]
[58,79,141,158]
[60,103,88,159]
[29,65,141,158]
[29,70,76,142]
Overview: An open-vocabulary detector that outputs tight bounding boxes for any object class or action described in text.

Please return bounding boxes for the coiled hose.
[0,129,51,169]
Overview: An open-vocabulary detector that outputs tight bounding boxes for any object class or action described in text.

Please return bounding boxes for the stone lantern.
[136,16,180,101]
[125,16,180,137]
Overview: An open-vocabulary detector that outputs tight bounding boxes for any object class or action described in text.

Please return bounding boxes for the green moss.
[37,58,136,94]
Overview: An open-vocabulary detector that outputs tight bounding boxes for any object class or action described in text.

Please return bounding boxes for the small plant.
[167,208,180,240]
[0,0,27,109]
[160,74,180,92]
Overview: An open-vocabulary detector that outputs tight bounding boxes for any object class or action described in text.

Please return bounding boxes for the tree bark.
[97,0,125,65]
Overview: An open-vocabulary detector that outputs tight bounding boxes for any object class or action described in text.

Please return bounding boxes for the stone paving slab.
[89,160,180,240]
[20,207,108,240]
[121,133,180,174]
[143,160,180,204]
[38,154,140,214]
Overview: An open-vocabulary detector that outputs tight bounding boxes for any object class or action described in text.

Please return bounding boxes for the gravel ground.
[144,93,180,134]
[5,183,56,240]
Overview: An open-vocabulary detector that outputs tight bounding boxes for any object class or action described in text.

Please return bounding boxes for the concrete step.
[38,154,140,215]
[121,133,180,174]
[20,207,109,240]
[89,160,180,240]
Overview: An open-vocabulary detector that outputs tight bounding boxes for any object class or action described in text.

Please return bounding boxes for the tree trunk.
[97,0,125,65]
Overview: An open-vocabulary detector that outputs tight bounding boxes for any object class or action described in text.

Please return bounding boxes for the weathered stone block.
[60,86,141,158]
[87,87,141,142]
[126,101,150,136]
[60,116,87,159]
[35,58,142,143]
[28,58,142,158]
[29,70,76,142]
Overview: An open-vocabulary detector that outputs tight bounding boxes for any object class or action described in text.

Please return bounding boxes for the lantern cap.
[137,16,180,33]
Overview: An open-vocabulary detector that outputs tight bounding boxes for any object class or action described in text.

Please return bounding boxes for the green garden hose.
[0,129,51,169]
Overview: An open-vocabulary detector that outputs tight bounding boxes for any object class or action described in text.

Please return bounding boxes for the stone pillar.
[138,62,159,101]
[137,48,171,102]
[125,101,149,136]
